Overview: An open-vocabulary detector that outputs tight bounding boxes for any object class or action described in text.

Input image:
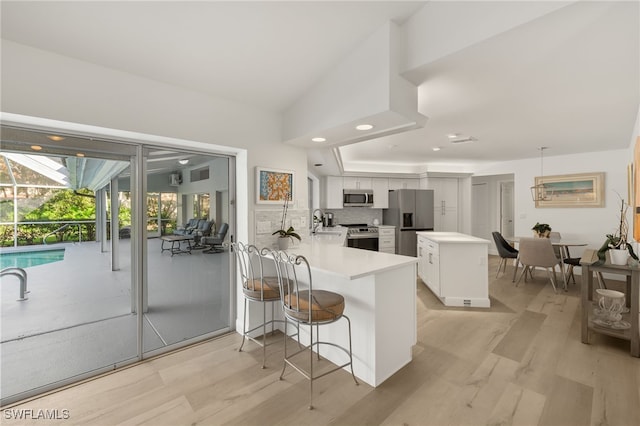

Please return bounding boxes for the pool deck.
[0,238,231,403]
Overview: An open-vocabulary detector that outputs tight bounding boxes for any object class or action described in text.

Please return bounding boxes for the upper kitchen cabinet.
[321,176,344,209]
[371,178,389,209]
[388,178,419,190]
[343,177,372,190]
[426,178,459,231]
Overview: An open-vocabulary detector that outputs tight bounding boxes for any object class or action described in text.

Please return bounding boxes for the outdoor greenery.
[0,188,137,247]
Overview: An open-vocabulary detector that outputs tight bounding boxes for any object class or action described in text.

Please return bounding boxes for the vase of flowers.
[272,193,301,250]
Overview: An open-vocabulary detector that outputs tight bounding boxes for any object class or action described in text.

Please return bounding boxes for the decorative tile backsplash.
[324,208,383,226]
[253,207,382,249]
[254,208,309,249]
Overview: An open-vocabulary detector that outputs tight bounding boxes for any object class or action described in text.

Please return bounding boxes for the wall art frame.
[256,167,294,204]
[534,172,605,208]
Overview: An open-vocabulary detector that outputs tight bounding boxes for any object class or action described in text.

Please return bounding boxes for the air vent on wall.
[190,166,209,182]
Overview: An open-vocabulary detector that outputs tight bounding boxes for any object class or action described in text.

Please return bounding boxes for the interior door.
[500,181,515,237]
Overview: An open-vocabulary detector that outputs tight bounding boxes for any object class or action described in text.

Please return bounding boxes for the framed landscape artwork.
[534,172,605,208]
[256,167,294,204]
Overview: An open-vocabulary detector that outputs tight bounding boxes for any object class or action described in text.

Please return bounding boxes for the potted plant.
[272,193,301,250]
[532,222,552,238]
[596,197,638,265]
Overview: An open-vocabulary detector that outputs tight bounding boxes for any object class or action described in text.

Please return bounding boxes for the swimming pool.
[0,249,66,269]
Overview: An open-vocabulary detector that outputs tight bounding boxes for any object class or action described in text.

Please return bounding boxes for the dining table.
[505,236,588,290]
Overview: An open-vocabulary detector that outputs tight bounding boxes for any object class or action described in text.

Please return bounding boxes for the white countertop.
[282,242,417,280]
[416,231,490,245]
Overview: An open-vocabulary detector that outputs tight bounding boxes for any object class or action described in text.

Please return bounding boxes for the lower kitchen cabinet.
[417,232,490,308]
[378,225,395,254]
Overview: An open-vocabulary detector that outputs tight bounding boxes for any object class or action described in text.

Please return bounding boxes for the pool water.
[0,249,65,269]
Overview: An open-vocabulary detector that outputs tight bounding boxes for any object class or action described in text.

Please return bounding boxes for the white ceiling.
[1,1,638,175]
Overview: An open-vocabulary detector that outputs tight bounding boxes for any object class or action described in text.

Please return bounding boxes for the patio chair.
[173,218,199,236]
[203,223,228,253]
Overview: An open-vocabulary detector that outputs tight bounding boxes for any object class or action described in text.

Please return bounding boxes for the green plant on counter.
[272,192,301,243]
[531,222,552,237]
[272,226,301,241]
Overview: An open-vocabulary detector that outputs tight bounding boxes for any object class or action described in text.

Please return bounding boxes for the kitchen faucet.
[312,208,324,233]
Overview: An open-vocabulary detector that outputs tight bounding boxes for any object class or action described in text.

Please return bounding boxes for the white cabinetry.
[378,225,395,254]
[417,235,428,280]
[343,177,372,190]
[417,232,490,308]
[371,178,389,208]
[389,178,419,190]
[426,178,459,231]
[321,176,343,209]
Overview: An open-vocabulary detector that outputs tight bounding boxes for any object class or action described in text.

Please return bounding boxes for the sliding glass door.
[0,125,234,405]
[142,148,232,352]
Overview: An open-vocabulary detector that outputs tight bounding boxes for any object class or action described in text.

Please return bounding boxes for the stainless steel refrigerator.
[383,189,434,256]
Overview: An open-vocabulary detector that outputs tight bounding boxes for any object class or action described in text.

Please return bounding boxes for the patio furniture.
[160,235,193,256]
[202,223,228,253]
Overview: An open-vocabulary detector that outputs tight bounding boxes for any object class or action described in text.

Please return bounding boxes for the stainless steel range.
[343,223,379,251]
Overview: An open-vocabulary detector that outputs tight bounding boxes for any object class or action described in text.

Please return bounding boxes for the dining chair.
[491,231,519,280]
[234,242,289,368]
[548,232,589,287]
[270,249,358,410]
[515,237,565,292]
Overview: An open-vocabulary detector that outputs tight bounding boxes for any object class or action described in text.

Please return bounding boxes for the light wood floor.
[2,256,639,425]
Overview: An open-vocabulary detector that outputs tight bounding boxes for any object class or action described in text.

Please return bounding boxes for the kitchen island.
[417,231,490,308]
[261,241,418,387]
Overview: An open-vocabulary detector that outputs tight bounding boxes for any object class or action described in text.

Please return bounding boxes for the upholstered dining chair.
[270,249,358,410]
[234,242,287,368]
[515,237,565,292]
[491,231,519,279]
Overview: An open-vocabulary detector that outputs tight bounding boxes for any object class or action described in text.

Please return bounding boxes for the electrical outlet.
[256,220,271,234]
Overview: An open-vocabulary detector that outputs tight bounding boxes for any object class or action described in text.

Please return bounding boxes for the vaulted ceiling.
[2,1,638,176]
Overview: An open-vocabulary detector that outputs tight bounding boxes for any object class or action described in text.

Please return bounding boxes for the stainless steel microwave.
[343,189,374,207]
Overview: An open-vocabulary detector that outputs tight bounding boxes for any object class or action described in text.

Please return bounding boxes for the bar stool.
[270,249,358,410]
[234,242,287,368]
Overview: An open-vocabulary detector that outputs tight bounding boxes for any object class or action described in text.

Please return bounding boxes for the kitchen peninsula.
[277,241,418,387]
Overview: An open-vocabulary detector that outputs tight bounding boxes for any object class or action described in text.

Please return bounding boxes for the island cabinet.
[417,232,490,308]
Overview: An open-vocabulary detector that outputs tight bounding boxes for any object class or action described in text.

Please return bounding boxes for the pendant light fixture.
[530,147,553,202]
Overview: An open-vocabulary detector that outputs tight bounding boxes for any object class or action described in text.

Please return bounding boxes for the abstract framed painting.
[256,167,294,204]
[534,172,605,208]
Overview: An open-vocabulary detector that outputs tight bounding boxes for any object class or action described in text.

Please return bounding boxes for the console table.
[581,261,639,357]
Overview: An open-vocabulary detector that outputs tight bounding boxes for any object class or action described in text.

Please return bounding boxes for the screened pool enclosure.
[0,124,234,406]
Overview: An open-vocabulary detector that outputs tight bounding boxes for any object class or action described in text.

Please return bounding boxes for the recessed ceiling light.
[447,133,459,139]
[30,145,42,151]
[311,137,326,143]
[178,159,189,165]
[355,124,374,131]
[47,135,65,142]
[432,147,441,151]
[76,153,85,157]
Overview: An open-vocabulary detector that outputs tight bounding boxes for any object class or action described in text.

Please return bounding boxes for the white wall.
[475,149,631,259]
[1,40,309,244]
